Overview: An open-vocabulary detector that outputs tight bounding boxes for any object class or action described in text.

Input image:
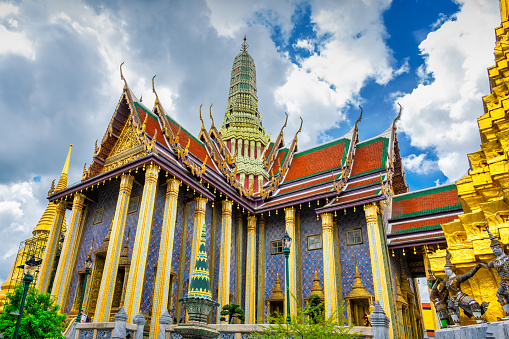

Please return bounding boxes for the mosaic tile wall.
[211,203,222,319]
[66,180,142,312]
[263,211,286,318]
[337,207,374,299]
[140,184,166,312]
[169,186,186,318]
[299,206,324,304]
[241,214,247,312]
[230,209,238,298]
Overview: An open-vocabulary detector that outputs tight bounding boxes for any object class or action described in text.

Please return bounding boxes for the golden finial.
[140,95,142,102]
[47,179,55,196]
[199,104,204,129]
[209,104,215,128]
[355,105,363,130]
[296,116,303,135]
[152,75,160,105]
[82,163,87,180]
[88,240,94,256]
[241,35,249,52]
[394,103,402,125]
[94,140,99,155]
[141,114,148,133]
[283,112,288,129]
[120,62,127,88]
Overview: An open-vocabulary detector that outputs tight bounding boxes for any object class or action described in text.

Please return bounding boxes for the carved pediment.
[102,119,147,173]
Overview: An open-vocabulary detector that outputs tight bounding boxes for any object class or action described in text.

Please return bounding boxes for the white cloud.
[0,3,34,59]
[0,179,49,283]
[396,0,499,181]
[402,154,437,175]
[275,0,394,146]
[0,3,18,18]
[294,39,315,53]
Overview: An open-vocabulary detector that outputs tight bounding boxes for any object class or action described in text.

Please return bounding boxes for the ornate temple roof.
[387,184,463,248]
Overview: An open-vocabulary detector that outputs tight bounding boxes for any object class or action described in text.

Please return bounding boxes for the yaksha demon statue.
[428,269,450,328]
[482,223,509,316]
[442,251,489,324]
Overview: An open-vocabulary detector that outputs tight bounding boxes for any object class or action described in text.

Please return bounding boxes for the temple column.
[37,201,66,293]
[190,196,208,283]
[51,193,86,312]
[257,215,266,322]
[125,163,160,321]
[284,207,297,320]
[149,178,180,339]
[245,215,257,324]
[95,174,134,322]
[364,203,395,338]
[321,212,338,319]
[235,214,243,310]
[217,199,233,323]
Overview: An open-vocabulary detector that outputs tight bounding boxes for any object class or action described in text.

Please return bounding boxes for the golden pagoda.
[345,260,373,326]
[428,0,509,324]
[0,145,72,313]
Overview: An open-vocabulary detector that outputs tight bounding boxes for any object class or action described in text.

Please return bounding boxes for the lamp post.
[282,231,292,324]
[75,254,93,323]
[13,255,41,339]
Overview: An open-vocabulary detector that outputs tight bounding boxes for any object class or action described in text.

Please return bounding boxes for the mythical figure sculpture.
[481,223,509,316]
[427,270,450,328]
[442,251,488,324]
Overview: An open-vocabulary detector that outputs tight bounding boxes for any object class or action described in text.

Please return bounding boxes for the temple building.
[16,7,509,337]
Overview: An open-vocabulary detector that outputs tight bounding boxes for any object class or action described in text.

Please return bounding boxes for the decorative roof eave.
[49,151,215,203]
[207,105,236,165]
[387,232,446,249]
[263,112,288,169]
[260,117,302,199]
[331,107,362,195]
[314,192,386,215]
[84,64,153,180]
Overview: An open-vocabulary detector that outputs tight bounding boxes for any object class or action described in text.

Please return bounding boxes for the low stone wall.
[75,322,137,339]
[435,321,509,339]
[165,324,373,339]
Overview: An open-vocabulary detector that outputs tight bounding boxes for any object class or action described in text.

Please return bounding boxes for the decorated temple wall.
[264,211,286,318]
[65,181,142,313]
[337,208,374,299]
[299,206,324,303]
[139,185,166,312]
[169,185,186,319]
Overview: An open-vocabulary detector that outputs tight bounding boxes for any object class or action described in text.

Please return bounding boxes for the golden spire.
[241,35,248,52]
[33,145,72,235]
[268,268,284,301]
[307,264,324,300]
[399,257,412,294]
[55,144,73,192]
[345,259,373,300]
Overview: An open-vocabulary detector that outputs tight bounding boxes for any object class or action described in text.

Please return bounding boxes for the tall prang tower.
[219,37,270,192]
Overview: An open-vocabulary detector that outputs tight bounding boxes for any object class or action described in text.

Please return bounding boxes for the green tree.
[0,285,67,339]
[253,296,358,339]
[302,295,325,324]
[219,303,245,324]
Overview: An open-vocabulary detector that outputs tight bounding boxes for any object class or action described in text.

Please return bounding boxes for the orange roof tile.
[283,139,347,183]
[390,215,458,234]
[350,138,387,177]
[392,185,460,219]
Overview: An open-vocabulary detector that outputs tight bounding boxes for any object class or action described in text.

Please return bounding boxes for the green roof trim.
[349,137,389,179]
[391,204,462,220]
[265,142,275,161]
[391,224,443,235]
[392,184,458,202]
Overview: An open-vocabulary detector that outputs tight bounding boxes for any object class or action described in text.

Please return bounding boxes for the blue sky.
[0,0,500,283]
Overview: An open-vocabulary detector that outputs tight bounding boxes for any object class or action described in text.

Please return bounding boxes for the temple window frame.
[346,228,363,245]
[270,240,283,255]
[92,208,104,225]
[127,196,140,214]
[307,234,322,251]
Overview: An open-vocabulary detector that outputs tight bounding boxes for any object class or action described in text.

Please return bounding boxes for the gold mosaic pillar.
[245,215,257,324]
[364,203,395,338]
[95,174,134,322]
[217,199,233,323]
[125,163,160,321]
[37,201,66,293]
[257,215,266,322]
[321,212,338,319]
[284,207,297,319]
[190,196,208,284]
[149,178,180,339]
[51,193,86,312]
[235,214,243,310]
